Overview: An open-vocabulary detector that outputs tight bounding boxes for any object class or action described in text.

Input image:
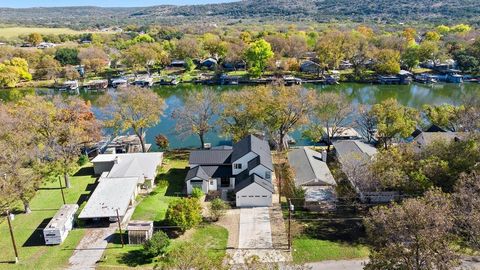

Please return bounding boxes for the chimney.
[321,150,327,163]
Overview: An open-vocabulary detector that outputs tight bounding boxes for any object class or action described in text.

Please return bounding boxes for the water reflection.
[1,83,478,149]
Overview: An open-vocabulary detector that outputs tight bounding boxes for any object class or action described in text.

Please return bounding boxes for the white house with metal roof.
[185,135,274,207]
[79,152,163,221]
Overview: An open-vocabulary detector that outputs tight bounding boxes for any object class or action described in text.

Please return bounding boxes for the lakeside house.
[79,152,163,223]
[333,140,399,203]
[185,135,274,207]
[200,58,218,70]
[288,147,336,210]
[412,131,465,151]
[300,60,322,74]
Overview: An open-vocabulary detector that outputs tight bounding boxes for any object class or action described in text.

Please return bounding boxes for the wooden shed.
[127,220,153,244]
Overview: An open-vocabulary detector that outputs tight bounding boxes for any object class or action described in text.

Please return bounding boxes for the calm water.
[1,83,479,149]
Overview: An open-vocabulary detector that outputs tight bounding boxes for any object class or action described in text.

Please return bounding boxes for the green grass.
[292,237,370,263]
[99,156,228,269]
[131,158,188,222]
[0,165,97,269]
[99,225,228,269]
[0,27,88,40]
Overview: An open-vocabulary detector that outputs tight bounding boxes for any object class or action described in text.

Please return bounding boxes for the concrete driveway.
[238,207,272,249]
[67,226,116,270]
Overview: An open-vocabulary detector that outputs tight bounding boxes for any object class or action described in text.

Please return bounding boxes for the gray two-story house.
[185,135,274,207]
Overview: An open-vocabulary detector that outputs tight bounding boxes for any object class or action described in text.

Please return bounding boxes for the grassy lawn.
[0,165,97,270]
[99,154,229,269]
[288,208,370,263]
[293,237,369,263]
[0,27,112,40]
[99,224,228,270]
[131,157,188,222]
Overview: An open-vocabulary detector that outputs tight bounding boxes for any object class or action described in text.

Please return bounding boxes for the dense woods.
[1,0,480,28]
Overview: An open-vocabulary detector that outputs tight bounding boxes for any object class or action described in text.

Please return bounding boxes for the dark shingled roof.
[288,147,336,187]
[234,173,274,193]
[185,165,232,181]
[188,149,232,165]
[185,166,210,181]
[232,135,273,171]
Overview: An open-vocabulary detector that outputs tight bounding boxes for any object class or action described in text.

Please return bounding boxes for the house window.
[265,171,271,179]
[209,180,214,185]
[234,163,242,169]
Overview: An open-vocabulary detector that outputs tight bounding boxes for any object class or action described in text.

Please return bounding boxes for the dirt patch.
[216,208,240,249]
[270,203,289,250]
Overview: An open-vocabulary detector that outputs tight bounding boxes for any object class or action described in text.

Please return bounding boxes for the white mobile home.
[43,204,79,245]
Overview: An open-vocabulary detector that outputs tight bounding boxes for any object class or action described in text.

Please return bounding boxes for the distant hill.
[0,0,478,28]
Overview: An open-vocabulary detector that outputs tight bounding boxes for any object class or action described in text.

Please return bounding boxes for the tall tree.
[422,104,464,132]
[220,89,265,142]
[54,47,79,66]
[14,96,101,188]
[305,92,353,150]
[371,98,418,149]
[78,46,109,75]
[103,86,165,153]
[365,189,459,270]
[172,89,219,149]
[122,42,168,75]
[355,105,377,143]
[373,49,401,75]
[27,32,43,46]
[261,85,314,151]
[453,170,480,250]
[244,39,274,77]
[0,103,40,213]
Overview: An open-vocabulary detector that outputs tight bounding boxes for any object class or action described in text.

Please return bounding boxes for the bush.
[191,187,204,199]
[77,154,89,166]
[209,198,229,221]
[165,198,202,232]
[143,231,170,257]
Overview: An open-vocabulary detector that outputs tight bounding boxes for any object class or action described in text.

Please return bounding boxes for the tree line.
[1,23,480,88]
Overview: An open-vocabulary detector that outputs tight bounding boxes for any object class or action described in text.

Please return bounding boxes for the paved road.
[306,259,480,270]
[238,207,272,249]
[67,226,116,270]
[306,259,365,270]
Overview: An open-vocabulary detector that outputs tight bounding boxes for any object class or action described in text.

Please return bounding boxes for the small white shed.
[43,204,79,245]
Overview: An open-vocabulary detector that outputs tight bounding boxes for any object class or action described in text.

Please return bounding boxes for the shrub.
[143,231,170,257]
[209,198,229,221]
[77,154,89,166]
[191,187,204,199]
[165,198,202,231]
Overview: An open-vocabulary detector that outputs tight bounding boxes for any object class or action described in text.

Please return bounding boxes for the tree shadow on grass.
[74,166,95,177]
[158,168,187,197]
[108,233,154,267]
[22,218,51,247]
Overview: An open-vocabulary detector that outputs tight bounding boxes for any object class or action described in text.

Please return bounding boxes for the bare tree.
[355,104,377,143]
[172,89,219,149]
[306,92,353,150]
[103,86,165,153]
[365,189,459,270]
[453,170,480,250]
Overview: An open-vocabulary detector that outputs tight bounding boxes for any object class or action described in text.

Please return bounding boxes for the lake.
[1,82,479,149]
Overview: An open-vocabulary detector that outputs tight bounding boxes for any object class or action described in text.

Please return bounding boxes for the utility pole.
[287,199,293,251]
[116,209,124,248]
[6,210,19,263]
[58,176,66,205]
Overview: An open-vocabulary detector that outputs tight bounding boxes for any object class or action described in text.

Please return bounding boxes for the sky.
[0,0,236,8]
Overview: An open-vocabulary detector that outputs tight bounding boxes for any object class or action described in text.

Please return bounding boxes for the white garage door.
[236,194,272,207]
